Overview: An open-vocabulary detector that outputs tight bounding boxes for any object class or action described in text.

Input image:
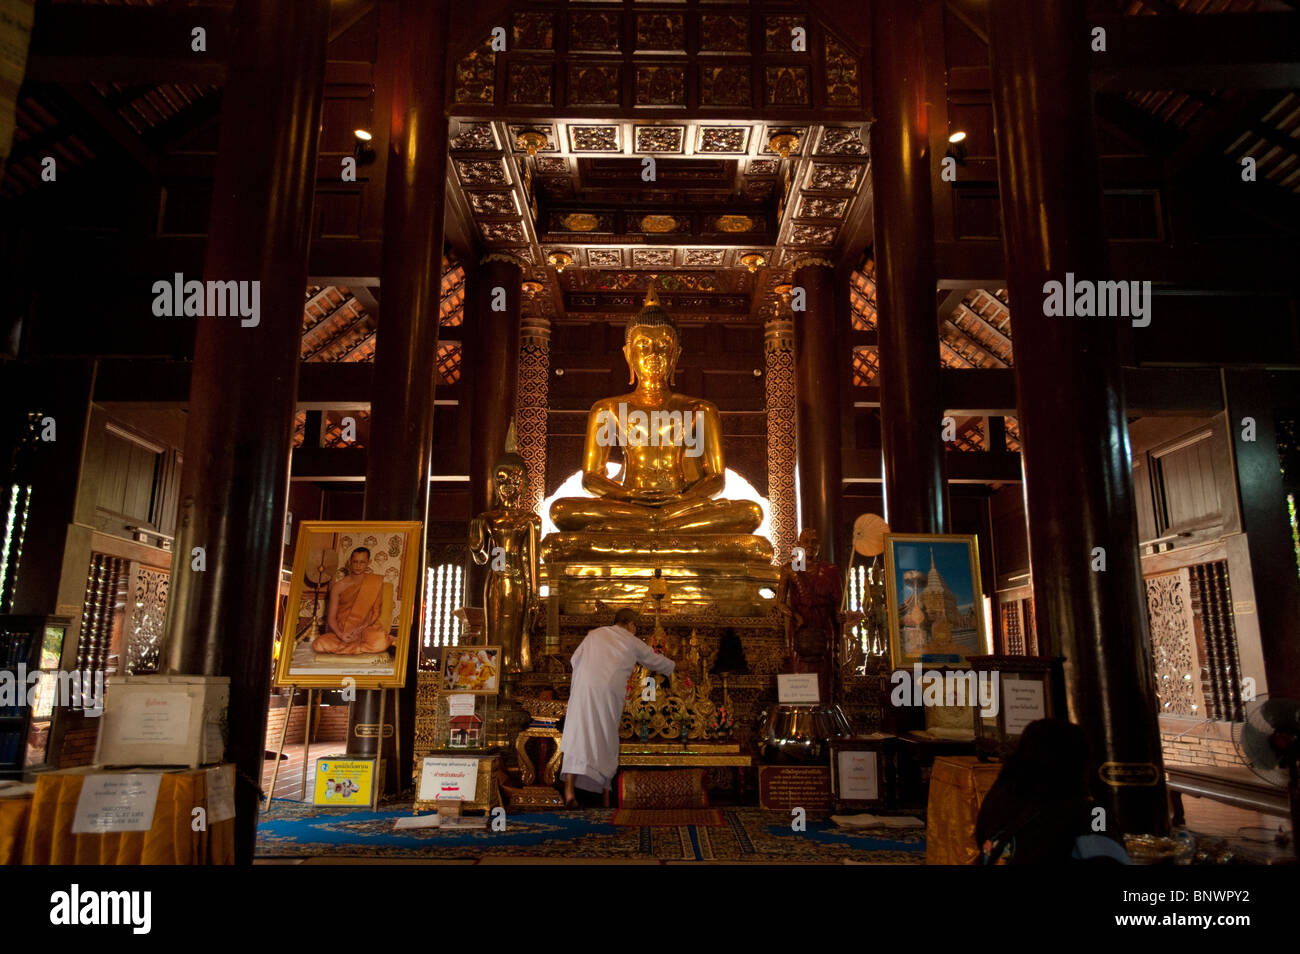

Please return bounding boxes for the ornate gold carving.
[515,726,564,785]
[480,252,528,269]
[639,214,681,233]
[560,213,600,232]
[765,319,797,564]
[788,255,835,273]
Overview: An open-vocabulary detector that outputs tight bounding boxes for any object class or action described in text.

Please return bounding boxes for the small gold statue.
[468,426,541,674]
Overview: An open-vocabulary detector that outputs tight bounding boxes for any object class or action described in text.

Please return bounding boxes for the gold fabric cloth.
[925,755,1002,865]
[1,767,235,865]
[0,797,30,865]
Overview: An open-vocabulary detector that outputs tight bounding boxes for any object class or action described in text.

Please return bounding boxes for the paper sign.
[205,765,236,823]
[837,751,880,801]
[116,692,192,745]
[1004,679,1045,734]
[418,757,479,802]
[777,673,820,704]
[446,694,477,718]
[313,758,374,806]
[394,815,440,830]
[72,773,163,834]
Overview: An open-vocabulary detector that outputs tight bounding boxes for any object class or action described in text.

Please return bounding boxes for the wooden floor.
[1179,795,1294,864]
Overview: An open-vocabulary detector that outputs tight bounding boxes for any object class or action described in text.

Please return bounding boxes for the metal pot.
[756,704,854,763]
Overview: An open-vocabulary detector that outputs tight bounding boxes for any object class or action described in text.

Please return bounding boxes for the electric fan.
[1232,697,1300,861]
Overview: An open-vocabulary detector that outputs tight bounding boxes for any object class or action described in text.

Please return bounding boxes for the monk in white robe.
[562,609,674,807]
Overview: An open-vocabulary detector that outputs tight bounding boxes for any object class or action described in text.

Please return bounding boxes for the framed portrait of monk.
[274,521,422,689]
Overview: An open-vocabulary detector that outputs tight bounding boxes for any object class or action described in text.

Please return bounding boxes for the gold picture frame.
[883,532,988,670]
[274,520,422,689]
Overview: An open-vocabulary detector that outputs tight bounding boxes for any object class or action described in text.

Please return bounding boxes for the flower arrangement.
[707,705,733,736]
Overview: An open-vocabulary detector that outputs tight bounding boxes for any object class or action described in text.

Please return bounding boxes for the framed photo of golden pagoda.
[274,521,422,689]
[883,533,988,670]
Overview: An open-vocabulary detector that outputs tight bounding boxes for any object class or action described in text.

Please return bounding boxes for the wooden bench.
[1165,764,1289,825]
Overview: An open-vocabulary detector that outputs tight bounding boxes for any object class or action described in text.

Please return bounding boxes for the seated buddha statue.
[545,287,773,569]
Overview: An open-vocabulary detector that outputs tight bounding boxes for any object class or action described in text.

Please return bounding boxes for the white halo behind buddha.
[541,465,772,543]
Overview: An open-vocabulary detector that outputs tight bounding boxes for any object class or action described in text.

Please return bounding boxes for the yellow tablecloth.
[925,755,1003,865]
[0,767,234,865]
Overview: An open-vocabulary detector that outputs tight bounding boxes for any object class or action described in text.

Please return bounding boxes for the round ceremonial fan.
[852,513,889,558]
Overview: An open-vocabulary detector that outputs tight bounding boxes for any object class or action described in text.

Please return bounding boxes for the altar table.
[924,755,1003,865]
[0,766,235,865]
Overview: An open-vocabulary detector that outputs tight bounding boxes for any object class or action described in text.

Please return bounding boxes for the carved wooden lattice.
[126,564,169,674]
[765,321,796,564]
[516,326,550,518]
[1145,570,1202,717]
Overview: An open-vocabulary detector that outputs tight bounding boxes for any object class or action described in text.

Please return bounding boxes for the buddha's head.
[492,456,527,509]
[797,528,821,561]
[623,286,681,387]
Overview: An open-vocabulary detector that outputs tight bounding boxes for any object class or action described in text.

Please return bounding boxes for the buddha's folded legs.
[550,497,657,531]
[550,495,762,533]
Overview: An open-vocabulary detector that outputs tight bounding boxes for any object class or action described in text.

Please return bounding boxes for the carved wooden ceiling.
[446,117,871,323]
[443,1,872,325]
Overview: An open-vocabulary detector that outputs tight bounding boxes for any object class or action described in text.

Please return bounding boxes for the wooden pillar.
[988,0,1167,835]
[345,0,451,788]
[1223,370,1300,700]
[870,0,949,536]
[792,258,843,564]
[469,256,524,517]
[464,255,524,601]
[161,0,330,863]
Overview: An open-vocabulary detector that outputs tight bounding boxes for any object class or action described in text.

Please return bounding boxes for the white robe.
[561,625,675,793]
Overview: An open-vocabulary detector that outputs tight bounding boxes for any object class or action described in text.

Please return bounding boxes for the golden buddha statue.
[468,428,541,673]
[543,287,777,615]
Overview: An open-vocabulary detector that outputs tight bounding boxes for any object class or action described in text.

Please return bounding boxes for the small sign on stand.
[311,756,375,808]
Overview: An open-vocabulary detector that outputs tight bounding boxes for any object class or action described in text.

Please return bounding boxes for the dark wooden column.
[792,258,844,563]
[345,0,451,787]
[1223,370,1300,700]
[465,254,523,600]
[870,0,949,535]
[161,0,330,863]
[988,0,1167,835]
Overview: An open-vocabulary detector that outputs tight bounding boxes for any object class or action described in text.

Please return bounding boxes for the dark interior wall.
[990,482,1029,588]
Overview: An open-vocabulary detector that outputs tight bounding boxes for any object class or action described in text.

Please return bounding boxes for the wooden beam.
[26,5,232,84]
[1091,14,1300,91]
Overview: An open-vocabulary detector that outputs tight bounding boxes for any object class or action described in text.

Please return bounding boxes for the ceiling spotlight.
[352,129,376,166]
[768,133,800,159]
[521,280,544,297]
[517,130,549,156]
[945,130,968,166]
[740,253,767,274]
[547,251,573,273]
